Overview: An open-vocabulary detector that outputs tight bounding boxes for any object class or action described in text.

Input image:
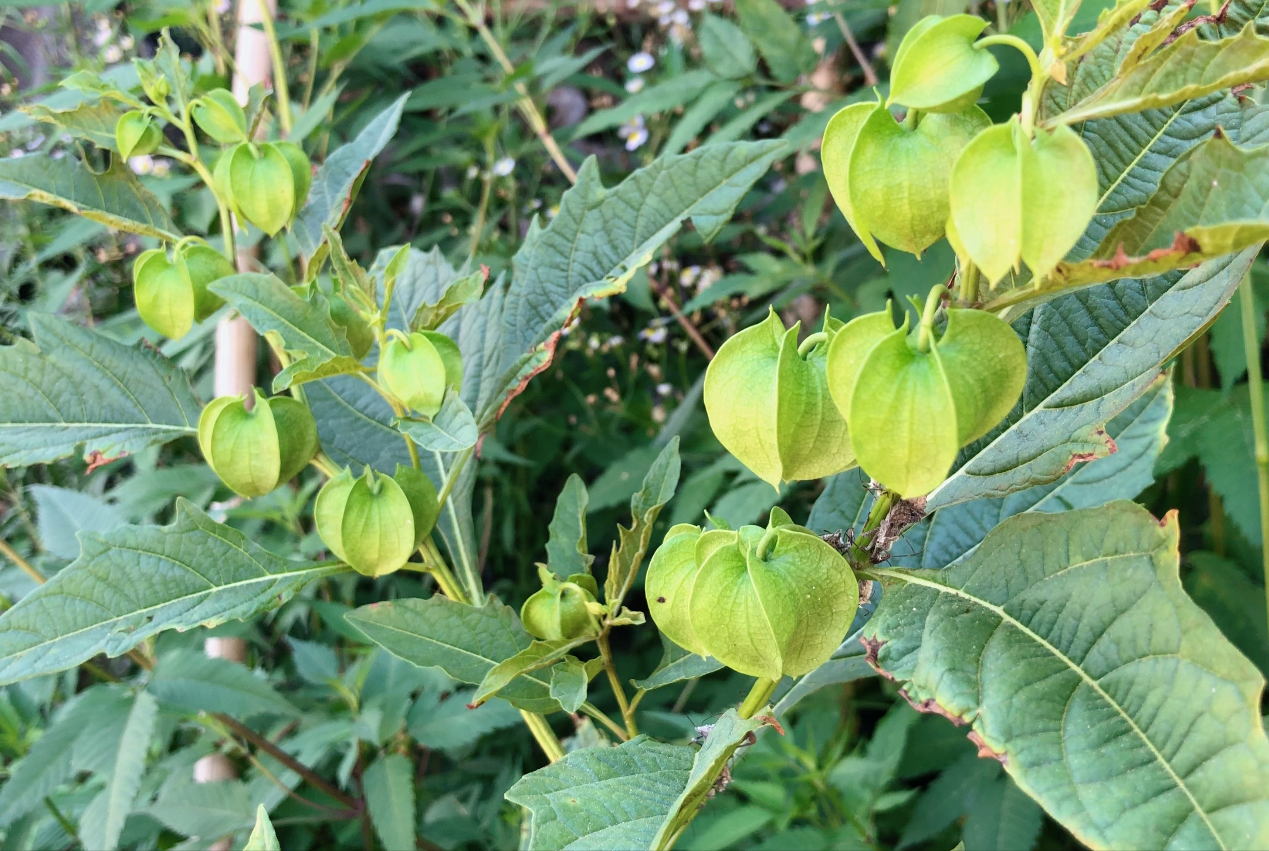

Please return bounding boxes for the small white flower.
[151,158,171,177]
[25,134,44,151]
[689,0,706,9]
[119,35,135,50]
[625,76,646,94]
[217,0,232,12]
[671,9,690,25]
[466,164,480,179]
[807,12,828,25]
[606,335,625,347]
[492,156,516,177]
[530,198,543,209]
[8,149,24,159]
[655,0,676,14]
[129,155,153,174]
[626,128,649,150]
[408,194,425,216]
[656,382,674,395]
[640,327,669,344]
[102,45,123,64]
[680,265,701,287]
[547,204,560,219]
[628,51,656,73]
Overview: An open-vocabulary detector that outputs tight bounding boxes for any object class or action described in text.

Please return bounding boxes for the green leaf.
[473,637,589,707]
[699,14,758,78]
[901,373,1171,568]
[1184,552,1269,676]
[406,690,521,753]
[208,274,362,391]
[0,314,200,467]
[244,806,280,851]
[1192,383,1269,546]
[1031,0,1083,41]
[662,80,744,157]
[505,736,696,850]
[148,648,299,718]
[929,250,1255,510]
[632,636,724,691]
[481,142,784,427]
[23,101,127,150]
[363,753,415,851]
[546,474,593,578]
[393,391,477,453]
[961,775,1044,851]
[773,639,874,717]
[409,268,484,331]
[295,93,408,262]
[0,499,341,684]
[603,438,681,610]
[371,245,471,332]
[79,691,157,851]
[0,154,178,240]
[143,775,254,840]
[863,503,1269,850]
[733,0,818,82]
[1076,134,1269,276]
[572,70,720,138]
[345,595,563,713]
[29,485,125,560]
[1057,23,1269,124]
[651,710,771,848]
[549,656,590,713]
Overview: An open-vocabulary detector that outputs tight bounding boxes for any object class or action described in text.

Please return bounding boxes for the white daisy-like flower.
[119,35,135,50]
[102,45,123,63]
[688,0,706,10]
[625,76,646,94]
[671,9,689,25]
[627,51,656,73]
[129,155,153,174]
[656,382,674,395]
[466,164,480,179]
[807,12,828,25]
[655,0,676,14]
[640,327,669,344]
[492,156,516,176]
[151,158,171,177]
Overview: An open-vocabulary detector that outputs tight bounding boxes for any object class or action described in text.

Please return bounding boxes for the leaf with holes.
[862,502,1269,850]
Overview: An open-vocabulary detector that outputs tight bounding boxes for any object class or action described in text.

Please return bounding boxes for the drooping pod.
[703,308,854,488]
[822,98,991,262]
[379,331,463,419]
[948,117,1098,283]
[222,142,303,235]
[198,389,319,498]
[645,523,707,656]
[825,292,1027,497]
[190,89,247,144]
[132,242,233,340]
[888,15,998,112]
[314,465,440,577]
[521,567,602,641]
[115,111,162,160]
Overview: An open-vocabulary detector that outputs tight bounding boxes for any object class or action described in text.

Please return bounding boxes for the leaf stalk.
[1237,271,1269,636]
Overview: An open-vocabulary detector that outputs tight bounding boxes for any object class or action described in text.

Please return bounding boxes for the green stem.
[0,536,44,586]
[738,677,778,720]
[975,34,1044,81]
[520,710,566,762]
[755,526,778,560]
[1238,272,1269,639]
[958,262,982,306]
[597,634,638,737]
[916,284,943,353]
[580,702,630,741]
[796,332,828,357]
[419,538,468,604]
[257,0,293,136]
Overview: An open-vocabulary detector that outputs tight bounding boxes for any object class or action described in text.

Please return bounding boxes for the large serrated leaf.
[209,273,362,391]
[0,314,200,467]
[23,101,127,150]
[79,691,157,851]
[863,503,1269,851]
[0,500,341,684]
[1056,22,1269,124]
[505,736,696,850]
[363,753,415,851]
[345,595,563,713]
[148,648,299,718]
[0,155,178,239]
[295,94,408,261]
[899,373,1171,568]
[604,438,681,610]
[928,250,1254,510]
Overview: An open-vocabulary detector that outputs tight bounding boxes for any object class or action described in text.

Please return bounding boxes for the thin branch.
[831,7,877,86]
[0,536,44,586]
[1238,271,1269,640]
[211,712,360,810]
[650,279,715,360]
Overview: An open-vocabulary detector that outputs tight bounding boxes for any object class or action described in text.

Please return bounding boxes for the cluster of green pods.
[197,389,319,499]
[521,568,602,641]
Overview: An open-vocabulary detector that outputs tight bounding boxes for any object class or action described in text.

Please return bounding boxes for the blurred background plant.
[0,0,1263,848]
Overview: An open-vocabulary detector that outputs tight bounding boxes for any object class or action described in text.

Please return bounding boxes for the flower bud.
[116,111,162,160]
[949,118,1098,283]
[823,99,991,261]
[704,308,853,488]
[520,566,602,641]
[227,142,296,236]
[191,88,247,144]
[198,390,319,498]
[379,331,460,418]
[133,58,170,105]
[685,511,858,679]
[889,15,997,112]
[646,524,707,656]
[826,299,1026,497]
[273,141,312,212]
[177,243,232,322]
[315,465,437,577]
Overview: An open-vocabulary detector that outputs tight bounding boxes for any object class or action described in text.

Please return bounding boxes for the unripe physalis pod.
[314,465,440,577]
[681,509,857,679]
[190,88,247,144]
[822,97,990,262]
[888,15,998,112]
[379,331,463,419]
[646,523,707,656]
[133,58,170,106]
[520,566,602,641]
[703,308,854,488]
[949,117,1098,284]
[132,242,233,339]
[826,290,1026,497]
[273,141,312,212]
[225,142,296,236]
[115,111,162,160]
[198,389,319,498]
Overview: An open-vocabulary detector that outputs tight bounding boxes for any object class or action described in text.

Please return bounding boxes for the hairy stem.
[738,677,778,719]
[580,702,630,741]
[0,536,43,586]
[520,710,566,762]
[1238,272,1269,639]
[597,634,638,737]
